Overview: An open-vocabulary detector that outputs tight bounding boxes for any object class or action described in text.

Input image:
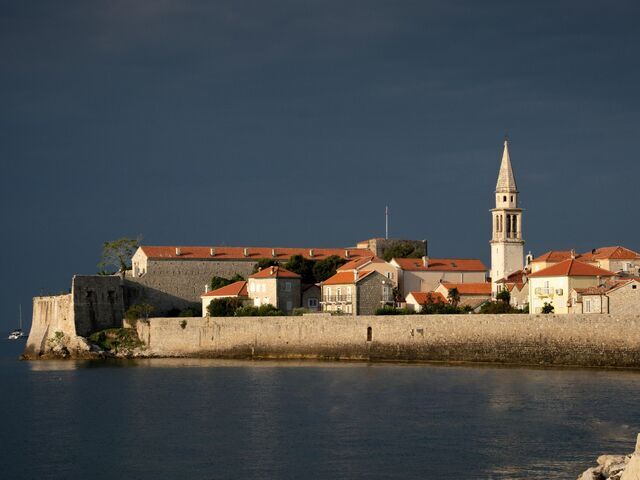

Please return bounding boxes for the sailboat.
[8,305,26,340]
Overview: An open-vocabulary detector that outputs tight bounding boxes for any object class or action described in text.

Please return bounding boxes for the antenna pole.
[19,304,22,329]
[385,206,389,240]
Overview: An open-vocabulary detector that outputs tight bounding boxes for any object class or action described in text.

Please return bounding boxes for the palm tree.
[447,288,460,308]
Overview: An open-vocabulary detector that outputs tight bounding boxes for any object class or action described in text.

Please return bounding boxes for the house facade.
[320,270,394,315]
[569,279,640,314]
[200,281,249,316]
[390,257,487,298]
[337,256,399,287]
[434,282,492,310]
[405,291,447,312]
[247,266,301,313]
[528,258,616,314]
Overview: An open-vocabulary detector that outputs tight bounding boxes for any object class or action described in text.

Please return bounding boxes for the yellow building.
[528,258,615,314]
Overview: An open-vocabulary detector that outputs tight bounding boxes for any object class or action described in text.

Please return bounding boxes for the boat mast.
[19,304,22,329]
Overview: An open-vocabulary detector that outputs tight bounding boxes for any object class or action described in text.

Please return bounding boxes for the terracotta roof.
[576,279,639,296]
[439,282,492,295]
[249,266,300,279]
[202,281,248,297]
[580,246,640,261]
[393,257,487,272]
[407,291,447,305]
[528,259,616,278]
[322,270,376,285]
[495,269,526,284]
[337,256,385,271]
[139,246,372,262]
[531,250,576,263]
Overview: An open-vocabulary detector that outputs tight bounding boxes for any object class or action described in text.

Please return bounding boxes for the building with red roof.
[320,270,393,315]
[528,257,616,314]
[390,256,487,299]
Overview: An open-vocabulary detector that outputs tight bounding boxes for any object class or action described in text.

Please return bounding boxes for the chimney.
[243,247,249,257]
[309,249,314,257]
[354,270,359,282]
[175,247,181,256]
[210,248,216,257]
[204,284,210,293]
[271,248,276,258]
[270,266,275,275]
[345,249,350,258]
[571,249,576,260]
[526,251,533,265]
[422,255,429,267]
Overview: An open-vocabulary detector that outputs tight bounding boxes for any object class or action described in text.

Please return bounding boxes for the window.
[254,298,260,306]
[585,299,591,313]
[503,195,507,202]
[337,287,342,298]
[367,327,372,342]
[386,272,393,279]
[284,281,291,292]
[263,296,269,305]
[308,298,318,308]
[633,285,637,290]
[510,195,513,202]
[286,301,293,311]
[346,287,352,301]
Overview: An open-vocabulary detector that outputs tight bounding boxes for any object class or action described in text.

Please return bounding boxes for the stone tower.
[490,139,524,296]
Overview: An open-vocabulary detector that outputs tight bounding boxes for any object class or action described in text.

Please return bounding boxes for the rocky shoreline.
[579,434,640,480]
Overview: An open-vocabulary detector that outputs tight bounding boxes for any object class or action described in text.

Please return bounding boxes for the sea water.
[1,339,639,479]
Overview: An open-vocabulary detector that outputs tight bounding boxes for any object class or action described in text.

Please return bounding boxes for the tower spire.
[495,139,518,193]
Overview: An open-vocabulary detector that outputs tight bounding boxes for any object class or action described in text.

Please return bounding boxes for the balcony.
[321,295,353,304]
[534,287,554,297]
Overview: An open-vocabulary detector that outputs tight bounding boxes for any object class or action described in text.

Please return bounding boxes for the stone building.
[494,269,530,308]
[490,139,525,297]
[302,284,321,312]
[247,266,301,314]
[355,238,427,259]
[528,258,616,314]
[320,270,394,315]
[390,257,487,299]
[569,278,640,314]
[125,244,372,313]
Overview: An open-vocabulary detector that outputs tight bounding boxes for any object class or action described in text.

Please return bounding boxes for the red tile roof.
[575,279,639,296]
[140,246,372,261]
[580,246,640,261]
[322,270,376,285]
[337,255,385,271]
[248,266,300,279]
[393,257,487,272]
[528,259,616,278]
[439,282,492,295]
[531,250,576,263]
[202,281,248,297]
[407,291,447,305]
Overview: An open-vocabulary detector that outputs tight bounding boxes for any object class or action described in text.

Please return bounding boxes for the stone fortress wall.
[125,313,640,368]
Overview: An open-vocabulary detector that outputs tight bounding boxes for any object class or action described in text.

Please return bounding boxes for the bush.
[179,304,202,317]
[541,302,554,314]
[284,255,316,284]
[382,241,424,262]
[88,328,144,354]
[252,259,280,274]
[210,274,245,291]
[235,304,284,317]
[375,306,416,315]
[125,303,154,321]
[292,307,311,316]
[496,289,511,304]
[207,297,245,317]
[479,301,525,314]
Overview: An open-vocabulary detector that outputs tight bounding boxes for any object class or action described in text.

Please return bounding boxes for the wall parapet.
[130,313,640,367]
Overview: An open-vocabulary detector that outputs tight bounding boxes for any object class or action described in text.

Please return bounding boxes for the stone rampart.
[24,275,124,357]
[129,313,640,367]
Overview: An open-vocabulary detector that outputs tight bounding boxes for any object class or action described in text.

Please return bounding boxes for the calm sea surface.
[2,339,640,479]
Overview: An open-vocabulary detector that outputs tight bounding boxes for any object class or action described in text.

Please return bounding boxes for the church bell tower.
[490,139,524,296]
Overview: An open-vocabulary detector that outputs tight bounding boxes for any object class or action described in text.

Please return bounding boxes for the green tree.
[99,236,141,274]
[312,255,347,282]
[235,304,284,317]
[125,303,154,321]
[447,288,461,308]
[541,302,554,314]
[252,258,280,273]
[210,273,245,291]
[382,241,424,262]
[284,255,316,284]
[496,289,511,304]
[207,297,245,317]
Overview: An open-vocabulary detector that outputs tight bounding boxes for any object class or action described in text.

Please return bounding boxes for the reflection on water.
[2,340,640,479]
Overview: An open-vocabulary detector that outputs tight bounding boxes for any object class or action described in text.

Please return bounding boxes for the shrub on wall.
[125,303,154,321]
[207,297,245,317]
[234,304,284,317]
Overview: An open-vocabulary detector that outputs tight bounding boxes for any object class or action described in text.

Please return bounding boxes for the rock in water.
[621,434,640,480]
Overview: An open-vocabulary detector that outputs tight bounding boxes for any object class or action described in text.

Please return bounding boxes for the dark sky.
[2,0,639,329]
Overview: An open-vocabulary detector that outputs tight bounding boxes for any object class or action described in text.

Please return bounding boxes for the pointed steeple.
[495,139,518,193]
